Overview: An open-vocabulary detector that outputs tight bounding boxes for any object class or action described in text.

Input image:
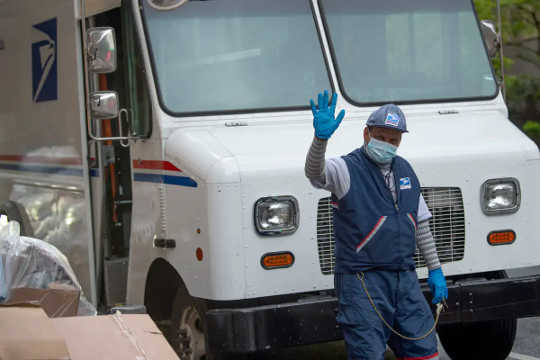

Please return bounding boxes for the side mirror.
[87,27,117,73]
[480,20,500,58]
[90,91,119,119]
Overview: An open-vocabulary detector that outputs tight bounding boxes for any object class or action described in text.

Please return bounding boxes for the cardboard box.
[3,284,80,317]
[53,312,179,360]
[0,306,70,360]
[0,306,179,360]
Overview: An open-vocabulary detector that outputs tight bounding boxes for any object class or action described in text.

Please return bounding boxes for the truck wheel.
[170,286,207,360]
[169,284,231,360]
[438,318,517,359]
[0,200,34,237]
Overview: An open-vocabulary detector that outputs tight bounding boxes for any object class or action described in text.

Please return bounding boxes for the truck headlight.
[481,178,520,215]
[254,196,299,236]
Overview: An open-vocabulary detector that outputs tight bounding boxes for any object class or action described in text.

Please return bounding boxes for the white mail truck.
[1,0,540,359]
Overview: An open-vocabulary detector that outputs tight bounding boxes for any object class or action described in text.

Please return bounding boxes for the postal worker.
[305,90,448,360]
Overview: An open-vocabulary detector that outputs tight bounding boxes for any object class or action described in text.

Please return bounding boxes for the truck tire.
[438,318,517,360]
[0,200,34,237]
[169,284,231,360]
[439,271,517,359]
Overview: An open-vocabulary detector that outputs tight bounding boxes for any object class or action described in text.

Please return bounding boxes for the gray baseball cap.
[366,104,408,133]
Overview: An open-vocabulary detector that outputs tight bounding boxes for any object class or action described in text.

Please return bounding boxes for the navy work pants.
[335,270,439,360]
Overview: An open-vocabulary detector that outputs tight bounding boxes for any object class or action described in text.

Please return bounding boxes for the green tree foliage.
[474,0,540,142]
[523,120,540,138]
[475,0,539,69]
[502,0,539,70]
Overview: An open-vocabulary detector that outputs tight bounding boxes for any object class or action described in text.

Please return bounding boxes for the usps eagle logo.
[385,112,400,127]
[400,177,412,190]
[32,18,58,102]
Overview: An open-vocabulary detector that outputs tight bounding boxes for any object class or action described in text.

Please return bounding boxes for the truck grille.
[316,187,465,275]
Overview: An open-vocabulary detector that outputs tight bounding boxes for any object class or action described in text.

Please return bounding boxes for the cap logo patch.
[385,112,400,127]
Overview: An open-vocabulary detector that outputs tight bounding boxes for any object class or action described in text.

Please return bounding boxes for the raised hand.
[310,90,345,140]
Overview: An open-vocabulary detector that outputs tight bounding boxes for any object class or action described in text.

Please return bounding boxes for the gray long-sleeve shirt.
[305,136,441,271]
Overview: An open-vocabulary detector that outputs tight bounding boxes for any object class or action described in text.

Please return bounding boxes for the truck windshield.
[319,0,498,105]
[142,0,331,114]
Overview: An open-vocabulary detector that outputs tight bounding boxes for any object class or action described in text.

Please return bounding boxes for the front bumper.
[205,274,540,353]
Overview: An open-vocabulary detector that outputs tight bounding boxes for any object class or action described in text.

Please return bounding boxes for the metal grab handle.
[118,109,130,148]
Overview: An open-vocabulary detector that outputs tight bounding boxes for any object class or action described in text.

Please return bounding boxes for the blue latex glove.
[310,90,345,140]
[428,268,448,304]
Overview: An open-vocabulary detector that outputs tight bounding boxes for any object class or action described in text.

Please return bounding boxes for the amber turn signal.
[261,252,294,270]
[487,230,516,246]
[196,247,204,261]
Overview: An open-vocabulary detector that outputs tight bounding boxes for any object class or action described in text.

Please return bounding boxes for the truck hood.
[165,110,539,185]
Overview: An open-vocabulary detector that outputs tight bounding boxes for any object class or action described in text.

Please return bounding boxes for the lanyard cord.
[356,272,445,341]
[382,169,398,206]
[383,171,392,189]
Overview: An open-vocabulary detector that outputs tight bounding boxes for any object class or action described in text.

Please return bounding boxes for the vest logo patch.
[385,112,400,127]
[400,177,411,190]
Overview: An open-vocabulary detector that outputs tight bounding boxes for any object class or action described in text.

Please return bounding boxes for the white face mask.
[365,136,398,164]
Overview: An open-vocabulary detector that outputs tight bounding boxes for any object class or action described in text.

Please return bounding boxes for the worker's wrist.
[314,135,328,142]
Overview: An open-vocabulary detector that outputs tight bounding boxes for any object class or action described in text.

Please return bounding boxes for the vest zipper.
[392,166,401,262]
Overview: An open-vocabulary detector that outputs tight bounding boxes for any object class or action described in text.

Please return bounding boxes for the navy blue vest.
[333,147,421,273]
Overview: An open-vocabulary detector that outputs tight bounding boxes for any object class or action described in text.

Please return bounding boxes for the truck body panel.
[0,0,96,303]
[2,0,540,356]
[136,104,540,301]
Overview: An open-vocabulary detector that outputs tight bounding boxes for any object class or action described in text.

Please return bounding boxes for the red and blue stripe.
[0,155,85,177]
[407,213,417,230]
[133,160,197,188]
[0,155,197,188]
[356,216,387,253]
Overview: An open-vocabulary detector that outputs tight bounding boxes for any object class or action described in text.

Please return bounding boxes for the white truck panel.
[154,104,540,300]
[0,0,96,303]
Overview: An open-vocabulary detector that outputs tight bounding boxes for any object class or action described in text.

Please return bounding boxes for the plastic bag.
[0,245,5,302]
[0,215,96,315]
